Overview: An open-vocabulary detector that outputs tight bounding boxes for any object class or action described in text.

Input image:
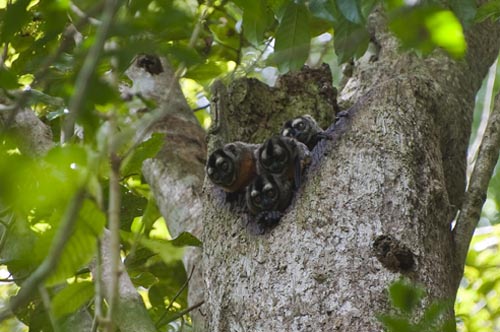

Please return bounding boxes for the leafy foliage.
[378,279,455,332]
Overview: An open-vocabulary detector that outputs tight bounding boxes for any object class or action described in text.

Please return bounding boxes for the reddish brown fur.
[223,149,257,192]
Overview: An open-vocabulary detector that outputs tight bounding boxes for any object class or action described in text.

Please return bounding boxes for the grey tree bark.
[197,9,500,332]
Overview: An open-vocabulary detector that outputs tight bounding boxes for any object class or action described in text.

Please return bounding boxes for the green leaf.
[389,6,466,59]
[476,0,500,22]
[121,133,165,177]
[388,279,425,314]
[140,238,185,264]
[272,2,311,73]
[308,0,339,23]
[0,67,20,89]
[0,0,31,44]
[377,314,414,332]
[242,0,273,45]
[449,0,477,27]
[171,231,202,247]
[52,281,94,319]
[142,197,161,235]
[337,0,363,24]
[333,18,370,63]
[425,9,466,58]
[46,199,106,286]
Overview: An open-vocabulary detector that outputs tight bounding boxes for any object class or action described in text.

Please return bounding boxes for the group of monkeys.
[206,114,329,234]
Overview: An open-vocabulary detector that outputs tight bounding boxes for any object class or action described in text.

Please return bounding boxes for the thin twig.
[156,301,205,329]
[0,188,86,323]
[105,112,122,332]
[453,91,500,286]
[155,265,196,328]
[193,104,210,112]
[39,285,60,332]
[62,0,119,142]
[91,238,103,332]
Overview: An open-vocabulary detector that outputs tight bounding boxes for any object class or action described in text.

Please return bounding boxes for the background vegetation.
[0,0,499,331]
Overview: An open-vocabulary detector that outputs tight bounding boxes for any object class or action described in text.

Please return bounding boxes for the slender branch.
[453,91,500,281]
[62,0,119,142]
[0,188,86,323]
[105,113,122,332]
[156,301,205,329]
[91,238,104,332]
[39,285,60,332]
[156,265,196,328]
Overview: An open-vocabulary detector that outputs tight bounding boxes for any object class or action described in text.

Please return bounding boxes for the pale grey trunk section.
[201,12,500,332]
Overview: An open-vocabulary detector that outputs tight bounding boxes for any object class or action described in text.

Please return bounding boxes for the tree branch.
[0,188,86,323]
[453,91,500,284]
[92,230,157,332]
[62,0,119,142]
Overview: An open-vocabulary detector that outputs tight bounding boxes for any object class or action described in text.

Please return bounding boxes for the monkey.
[206,142,259,193]
[281,114,330,150]
[246,173,294,232]
[256,136,311,189]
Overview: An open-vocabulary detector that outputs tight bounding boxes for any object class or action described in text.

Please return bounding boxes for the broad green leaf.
[272,2,311,73]
[142,197,161,235]
[476,0,500,22]
[377,315,413,332]
[0,0,31,44]
[267,0,288,19]
[46,199,106,286]
[389,6,466,59]
[171,231,202,247]
[388,279,425,314]
[0,67,20,89]
[333,18,370,63]
[140,238,185,264]
[425,10,466,58]
[242,0,273,45]
[337,0,363,24]
[52,281,94,319]
[449,0,477,27]
[185,61,230,82]
[308,0,339,23]
[121,133,165,177]
[120,186,148,231]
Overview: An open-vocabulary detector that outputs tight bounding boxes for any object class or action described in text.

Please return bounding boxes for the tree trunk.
[200,10,500,331]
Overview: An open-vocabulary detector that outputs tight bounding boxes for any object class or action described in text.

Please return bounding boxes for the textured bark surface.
[127,56,207,330]
[201,10,500,332]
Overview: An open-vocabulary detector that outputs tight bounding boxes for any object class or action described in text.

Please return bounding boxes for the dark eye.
[266,189,276,198]
[253,196,261,204]
[221,161,229,171]
[276,151,286,162]
[295,121,305,130]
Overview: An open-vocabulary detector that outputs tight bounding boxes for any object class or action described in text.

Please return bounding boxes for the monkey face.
[206,142,258,192]
[281,116,314,144]
[258,137,293,175]
[246,174,284,214]
[206,148,237,188]
[281,114,327,149]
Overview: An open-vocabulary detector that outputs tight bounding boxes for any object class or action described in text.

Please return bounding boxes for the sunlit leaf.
[272,2,311,73]
[52,281,94,319]
[171,231,202,247]
[45,199,106,286]
[140,238,185,264]
[121,133,165,177]
[0,0,31,44]
[389,6,466,59]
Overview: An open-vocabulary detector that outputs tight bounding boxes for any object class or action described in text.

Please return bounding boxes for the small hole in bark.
[373,235,415,272]
[136,54,164,75]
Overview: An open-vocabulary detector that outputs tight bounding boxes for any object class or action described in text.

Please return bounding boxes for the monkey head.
[206,142,258,192]
[281,114,328,150]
